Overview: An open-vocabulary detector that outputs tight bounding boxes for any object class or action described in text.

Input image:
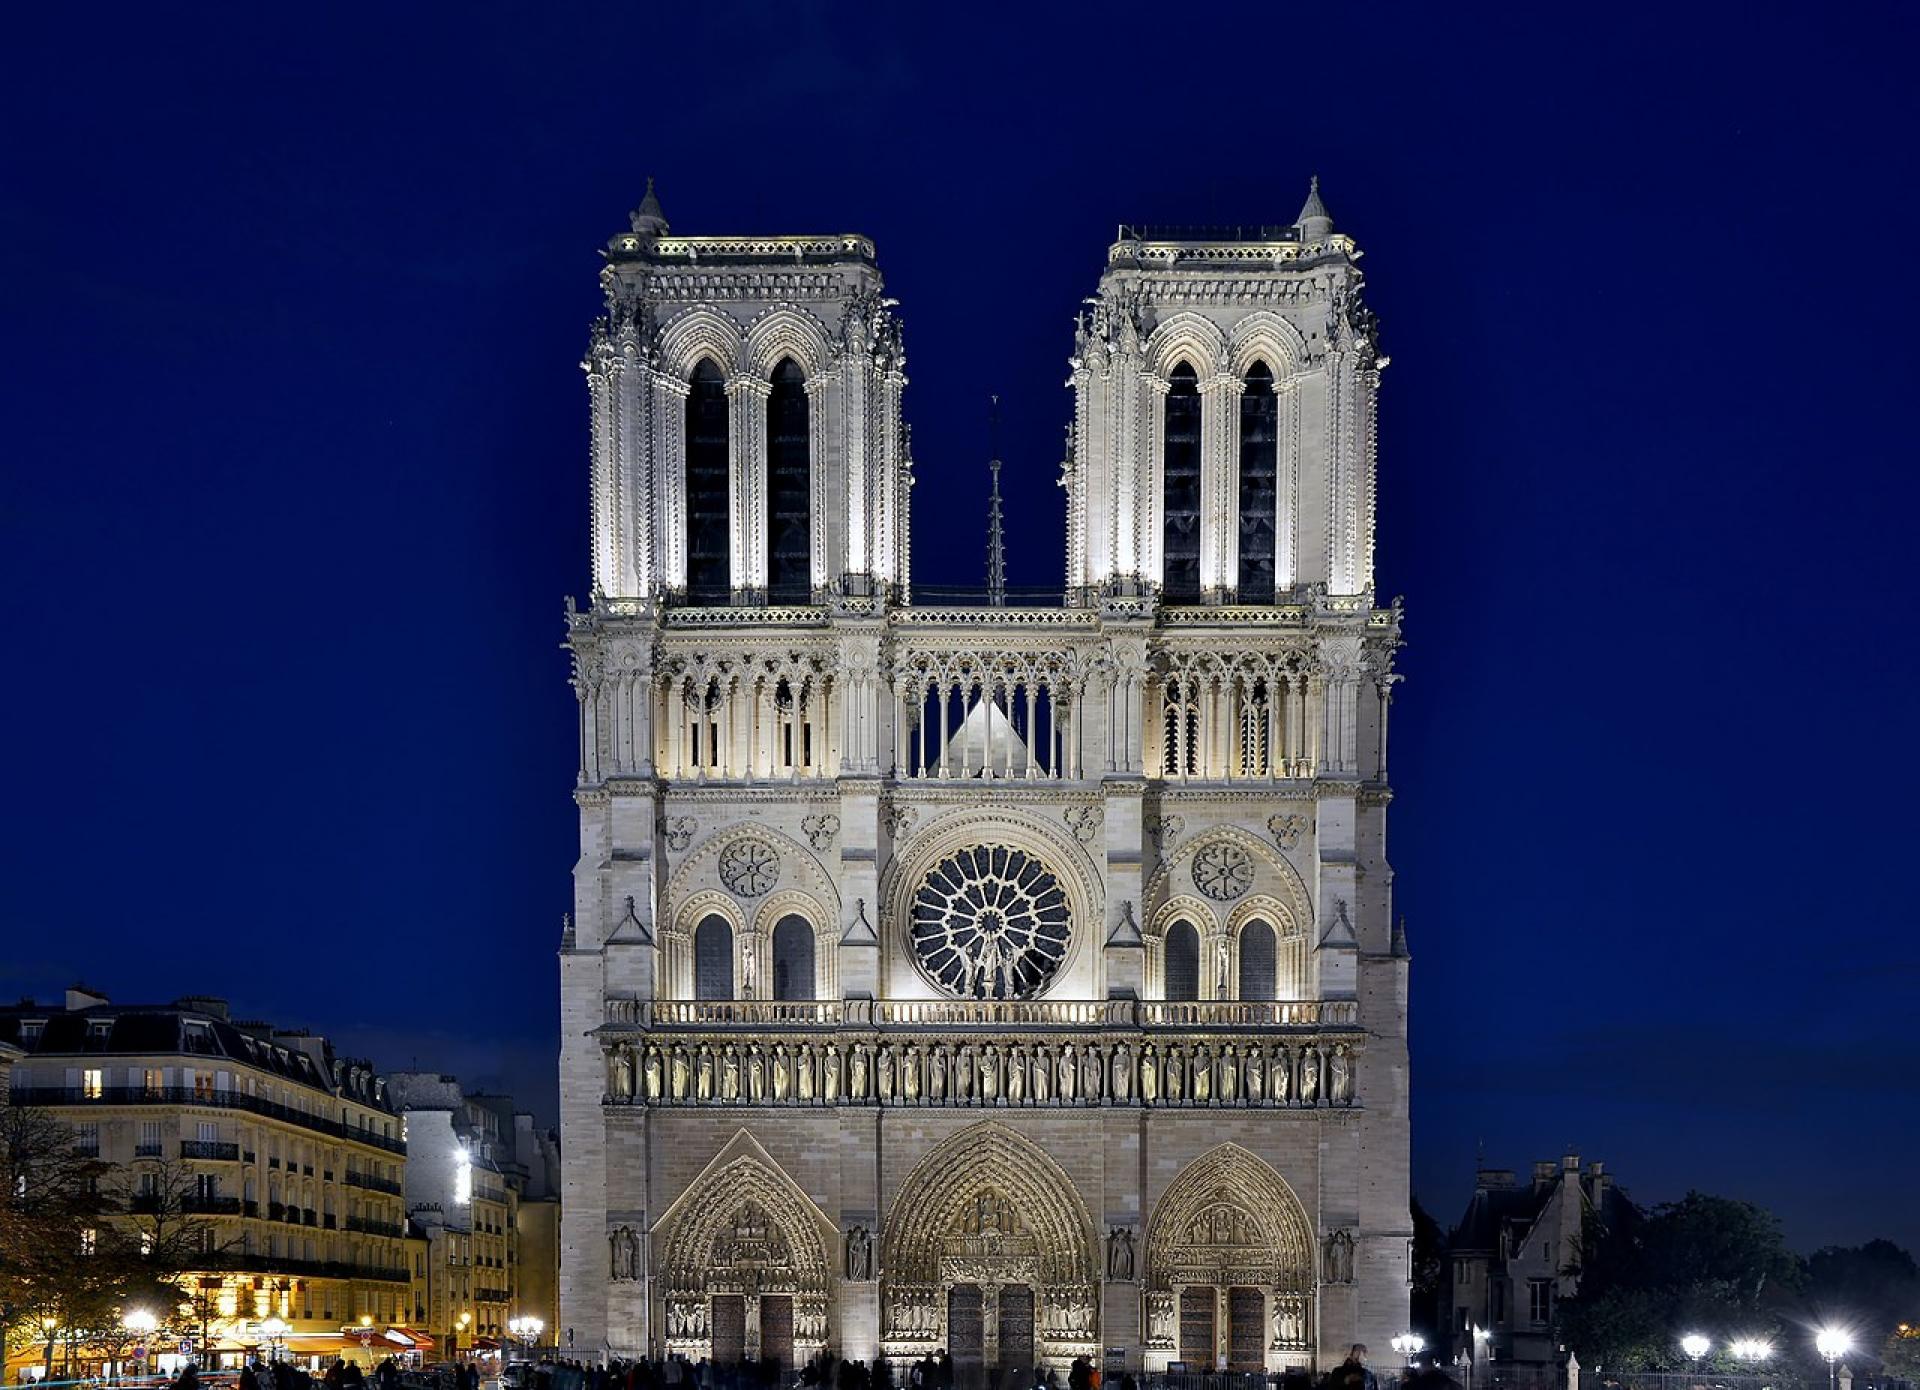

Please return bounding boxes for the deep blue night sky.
[4,4,1917,1252]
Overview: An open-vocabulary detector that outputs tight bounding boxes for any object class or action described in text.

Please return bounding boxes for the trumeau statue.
[563,181,1408,1361]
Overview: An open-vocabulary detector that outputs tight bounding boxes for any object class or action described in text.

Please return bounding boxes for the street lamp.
[123,1310,158,1384]
[1816,1330,1851,1390]
[1391,1335,1425,1368]
[1682,1335,1711,1364]
[508,1317,544,1357]
[260,1317,290,1364]
[1731,1340,1772,1364]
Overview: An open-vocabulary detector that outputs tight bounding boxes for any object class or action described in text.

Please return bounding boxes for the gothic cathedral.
[558,179,1409,1374]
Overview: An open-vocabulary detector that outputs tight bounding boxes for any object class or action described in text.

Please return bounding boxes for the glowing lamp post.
[1391,1335,1425,1368]
[1817,1330,1851,1390]
[1681,1335,1711,1366]
[1731,1340,1772,1365]
[123,1309,159,1382]
[508,1317,544,1356]
[261,1317,290,1363]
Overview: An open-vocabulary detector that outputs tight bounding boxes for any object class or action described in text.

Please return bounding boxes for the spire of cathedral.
[1296,175,1333,239]
[986,396,1006,608]
[629,177,669,237]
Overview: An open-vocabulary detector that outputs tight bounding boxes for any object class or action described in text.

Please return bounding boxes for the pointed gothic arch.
[655,1132,836,1362]
[1142,1144,1317,1368]
[880,1122,1100,1356]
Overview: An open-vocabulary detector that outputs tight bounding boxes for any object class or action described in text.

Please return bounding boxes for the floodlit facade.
[2,990,415,1372]
[558,179,1409,1374]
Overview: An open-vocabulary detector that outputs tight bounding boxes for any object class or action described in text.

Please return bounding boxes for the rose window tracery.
[720,839,781,896]
[1191,842,1253,901]
[908,846,1070,999]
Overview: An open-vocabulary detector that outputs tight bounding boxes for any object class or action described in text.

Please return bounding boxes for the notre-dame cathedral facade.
[558,179,1409,1375]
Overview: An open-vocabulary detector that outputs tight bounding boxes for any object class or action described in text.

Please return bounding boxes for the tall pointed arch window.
[1161,361,1202,601]
[766,358,811,603]
[772,914,816,1001]
[693,914,733,1000]
[1238,361,1278,599]
[1238,919,1277,1000]
[1165,919,1201,1001]
[685,358,731,603]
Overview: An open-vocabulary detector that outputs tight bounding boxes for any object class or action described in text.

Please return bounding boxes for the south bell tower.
[559,181,1409,1373]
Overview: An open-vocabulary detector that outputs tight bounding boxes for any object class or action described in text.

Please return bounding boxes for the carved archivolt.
[743,305,834,378]
[656,304,745,379]
[1144,1143,1315,1295]
[881,1122,1100,1347]
[654,1134,836,1351]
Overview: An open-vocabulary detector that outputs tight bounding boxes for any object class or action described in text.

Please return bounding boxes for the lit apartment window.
[143,1067,165,1093]
[82,1068,104,1099]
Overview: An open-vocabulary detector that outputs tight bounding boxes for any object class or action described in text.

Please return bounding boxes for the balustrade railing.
[607,996,1354,1031]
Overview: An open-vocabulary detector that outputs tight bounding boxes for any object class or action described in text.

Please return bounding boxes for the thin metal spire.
[986,395,1006,607]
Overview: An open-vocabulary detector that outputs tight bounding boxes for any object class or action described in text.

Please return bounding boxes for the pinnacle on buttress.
[629,177,669,237]
[1296,174,1333,239]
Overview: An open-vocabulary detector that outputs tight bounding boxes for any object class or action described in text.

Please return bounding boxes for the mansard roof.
[0,997,393,1111]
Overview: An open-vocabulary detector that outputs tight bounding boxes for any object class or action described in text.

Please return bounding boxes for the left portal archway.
[656,1138,835,1366]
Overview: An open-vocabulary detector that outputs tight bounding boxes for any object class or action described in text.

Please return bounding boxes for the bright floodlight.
[1731,1340,1773,1362]
[1817,1330,1852,1360]
[1682,1335,1711,1360]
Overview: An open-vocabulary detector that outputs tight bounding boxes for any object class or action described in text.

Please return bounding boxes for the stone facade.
[1444,1157,1623,1377]
[558,180,1410,1372]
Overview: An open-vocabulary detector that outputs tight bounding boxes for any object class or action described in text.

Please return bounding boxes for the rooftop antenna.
[986,395,1006,607]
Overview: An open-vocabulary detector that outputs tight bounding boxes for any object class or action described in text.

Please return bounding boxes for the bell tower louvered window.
[766,358,811,602]
[1238,361,1278,599]
[1161,361,1202,600]
[685,358,730,603]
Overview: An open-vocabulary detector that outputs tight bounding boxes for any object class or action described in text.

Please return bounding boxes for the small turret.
[1296,175,1334,240]
[629,177,669,237]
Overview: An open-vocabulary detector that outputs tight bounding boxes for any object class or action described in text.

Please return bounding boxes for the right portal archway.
[1143,1144,1316,1370]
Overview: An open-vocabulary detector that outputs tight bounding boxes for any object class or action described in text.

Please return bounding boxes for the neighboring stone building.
[559,180,1409,1374]
[0,1036,20,1103]
[1443,1155,1626,1382]
[1,989,412,1371]
[387,1074,560,1356]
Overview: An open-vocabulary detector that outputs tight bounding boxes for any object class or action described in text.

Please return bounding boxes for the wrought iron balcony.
[6,1086,405,1156]
[181,1140,241,1161]
[343,1170,403,1196]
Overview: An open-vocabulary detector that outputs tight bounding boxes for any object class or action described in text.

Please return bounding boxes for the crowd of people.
[153,1343,1452,1390]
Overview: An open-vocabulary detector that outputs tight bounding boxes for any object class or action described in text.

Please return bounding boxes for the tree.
[1884,1324,1920,1381]
[1557,1191,1801,1370]
[0,1107,114,1374]
[1802,1241,1920,1354]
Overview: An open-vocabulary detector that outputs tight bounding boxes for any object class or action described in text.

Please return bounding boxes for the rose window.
[908,845,1071,999]
[1191,841,1253,901]
[719,839,780,896]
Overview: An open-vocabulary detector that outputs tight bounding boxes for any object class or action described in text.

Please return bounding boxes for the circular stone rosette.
[908,844,1072,999]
